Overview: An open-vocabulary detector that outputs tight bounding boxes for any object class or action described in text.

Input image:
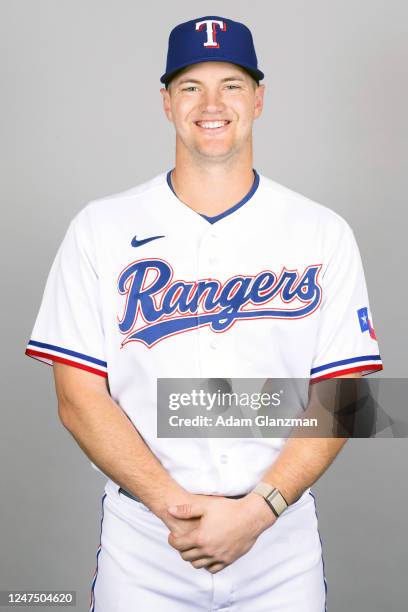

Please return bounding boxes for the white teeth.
[197,121,229,129]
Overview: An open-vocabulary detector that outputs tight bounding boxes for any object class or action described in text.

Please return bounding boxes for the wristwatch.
[251,482,288,518]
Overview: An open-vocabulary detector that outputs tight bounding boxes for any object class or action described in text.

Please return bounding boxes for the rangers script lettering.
[117,259,322,347]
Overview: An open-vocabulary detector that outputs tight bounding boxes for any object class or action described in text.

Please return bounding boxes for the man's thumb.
[167,502,203,518]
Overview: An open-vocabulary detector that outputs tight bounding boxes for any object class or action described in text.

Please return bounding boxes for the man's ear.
[160,87,173,122]
[254,83,265,119]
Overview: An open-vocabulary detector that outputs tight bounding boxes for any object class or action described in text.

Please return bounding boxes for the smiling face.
[161,61,265,164]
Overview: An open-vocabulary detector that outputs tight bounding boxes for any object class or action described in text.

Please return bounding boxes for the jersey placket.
[195,222,238,494]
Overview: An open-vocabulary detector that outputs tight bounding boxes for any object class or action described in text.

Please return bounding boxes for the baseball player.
[25,15,383,612]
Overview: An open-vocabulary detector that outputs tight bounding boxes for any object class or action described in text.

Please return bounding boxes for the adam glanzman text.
[168,415,318,428]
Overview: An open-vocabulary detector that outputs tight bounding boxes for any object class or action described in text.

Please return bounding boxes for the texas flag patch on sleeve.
[357,306,377,340]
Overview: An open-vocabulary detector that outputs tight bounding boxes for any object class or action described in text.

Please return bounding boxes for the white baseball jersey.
[25,170,383,495]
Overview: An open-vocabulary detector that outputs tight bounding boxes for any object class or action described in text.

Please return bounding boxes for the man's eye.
[226,84,241,90]
[182,86,199,92]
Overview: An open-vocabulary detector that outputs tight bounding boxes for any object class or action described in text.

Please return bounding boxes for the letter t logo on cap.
[195,19,227,48]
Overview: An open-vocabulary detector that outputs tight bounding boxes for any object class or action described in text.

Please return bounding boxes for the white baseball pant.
[89,479,327,611]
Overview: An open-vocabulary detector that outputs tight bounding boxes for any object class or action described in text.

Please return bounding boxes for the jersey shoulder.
[259,173,353,234]
[80,172,167,218]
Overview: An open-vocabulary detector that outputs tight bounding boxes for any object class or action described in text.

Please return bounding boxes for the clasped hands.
[165,492,276,574]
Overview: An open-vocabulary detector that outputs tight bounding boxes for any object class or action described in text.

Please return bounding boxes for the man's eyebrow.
[220,76,246,82]
[176,78,202,85]
[175,75,246,86]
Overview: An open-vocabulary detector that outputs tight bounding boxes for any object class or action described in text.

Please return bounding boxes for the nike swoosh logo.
[131,234,165,248]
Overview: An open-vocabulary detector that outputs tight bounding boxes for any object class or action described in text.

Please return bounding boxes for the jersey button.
[209,340,218,350]
[219,454,229,464]
[209,257,219,265]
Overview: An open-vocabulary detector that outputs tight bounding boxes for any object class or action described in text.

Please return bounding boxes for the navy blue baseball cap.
[160,16,264,85]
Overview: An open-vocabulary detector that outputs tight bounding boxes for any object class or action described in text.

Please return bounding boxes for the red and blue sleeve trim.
[310,354,383,383]
[25,339,108,378]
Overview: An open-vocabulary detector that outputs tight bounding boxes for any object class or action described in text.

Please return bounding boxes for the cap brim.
[160,57,264,84]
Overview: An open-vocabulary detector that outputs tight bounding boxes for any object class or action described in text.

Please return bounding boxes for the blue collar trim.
[166,169,260,224]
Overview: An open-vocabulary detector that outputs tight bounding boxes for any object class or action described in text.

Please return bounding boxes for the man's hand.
[166,492,276,573]
[161,500,202,538]
[158,492,223,537]
[160,492,227,538]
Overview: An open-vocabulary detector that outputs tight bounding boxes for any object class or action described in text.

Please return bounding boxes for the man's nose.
[199,89,225,113]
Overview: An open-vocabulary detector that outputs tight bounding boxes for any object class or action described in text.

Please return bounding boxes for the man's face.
[161,61,265,162]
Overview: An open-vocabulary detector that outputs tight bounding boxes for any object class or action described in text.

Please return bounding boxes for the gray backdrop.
[1,1,407,610]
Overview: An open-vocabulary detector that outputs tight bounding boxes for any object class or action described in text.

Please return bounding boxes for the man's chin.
[193,144,237,162]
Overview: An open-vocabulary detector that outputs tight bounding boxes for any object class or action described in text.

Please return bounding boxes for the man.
[25,15,383,611]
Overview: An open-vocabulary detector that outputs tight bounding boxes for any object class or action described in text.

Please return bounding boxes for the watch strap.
[252,482,288,517]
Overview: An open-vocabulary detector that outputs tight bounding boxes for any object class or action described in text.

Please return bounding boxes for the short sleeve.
[25,207,107,378]
[310,218,383,382]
